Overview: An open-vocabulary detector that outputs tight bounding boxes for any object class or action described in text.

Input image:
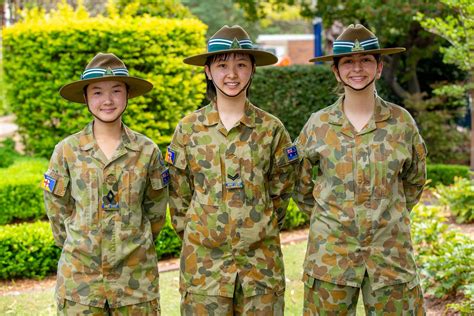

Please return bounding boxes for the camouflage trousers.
[303,274,425,316]
[57,299,160,316]
[180,276,284,315]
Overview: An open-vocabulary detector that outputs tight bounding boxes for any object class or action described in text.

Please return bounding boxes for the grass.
[0,241,365,315]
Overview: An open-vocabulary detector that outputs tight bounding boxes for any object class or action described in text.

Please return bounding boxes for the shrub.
[250,65,338,140]
[0,138,20,168]
[0,157,49,225]
[411,204,474,313]
[436,177,474,223]
[282,199,309,231]
[0,221,61,279]
[427,163,470,186]
[2,4,206,157]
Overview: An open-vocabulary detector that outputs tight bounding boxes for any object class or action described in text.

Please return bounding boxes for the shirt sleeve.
[167,122,193,239]
[144,146,169,240]
[269,125,298,229]
[293,117,318,216]
[402,129,427,211]
[42,142,73,248]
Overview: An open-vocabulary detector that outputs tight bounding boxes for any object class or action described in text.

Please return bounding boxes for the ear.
[376,60,384,79]
[204,65,212,80]
[331,65,342,82]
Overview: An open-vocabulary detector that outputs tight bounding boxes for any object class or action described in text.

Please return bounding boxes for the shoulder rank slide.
[285,145,299,162]
[42,174,57,193]
[165,147,176,165]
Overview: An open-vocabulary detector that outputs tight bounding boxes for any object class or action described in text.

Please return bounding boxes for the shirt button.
[106,174,117,184]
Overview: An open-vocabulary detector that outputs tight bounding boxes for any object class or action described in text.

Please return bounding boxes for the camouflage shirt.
[42,122,168,308]
[294,96,427,291]
[167,101,298,298]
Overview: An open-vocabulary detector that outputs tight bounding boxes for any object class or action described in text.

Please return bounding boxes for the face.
[86,81,128,123]
[332,54,383,91]
[205,53,254,98]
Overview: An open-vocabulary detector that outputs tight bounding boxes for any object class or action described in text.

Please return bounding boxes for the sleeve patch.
[42,174,57,193]
[165,147,176,165]
[286,145,299,162]
[161,169,170,186]
[415,143,427,161]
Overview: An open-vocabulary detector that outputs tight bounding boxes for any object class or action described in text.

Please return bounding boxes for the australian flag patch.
[161,169,170,186]
[286,145,299,162]
[42,174,57,193]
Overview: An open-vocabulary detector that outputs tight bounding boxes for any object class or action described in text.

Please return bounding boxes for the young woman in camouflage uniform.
[166,25,299,315]
[42,53,168,315]
[295,24,427,315]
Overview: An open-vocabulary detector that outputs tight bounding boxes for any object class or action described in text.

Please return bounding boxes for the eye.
[93,91,102,96]
[362,57,373,63]
[342,59,353,64]
[238,63,248,68]
[217,63,227,68]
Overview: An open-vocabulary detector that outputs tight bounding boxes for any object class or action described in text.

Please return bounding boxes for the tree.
[417,0,474,169]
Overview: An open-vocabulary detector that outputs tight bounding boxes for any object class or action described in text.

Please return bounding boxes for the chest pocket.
[187,143,222,205]
[243,143,271,206]
[70,168,98,226]
[315,142,355,202]
[370,140,409,199]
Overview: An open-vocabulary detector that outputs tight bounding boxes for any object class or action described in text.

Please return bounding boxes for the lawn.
[0,241,365,315]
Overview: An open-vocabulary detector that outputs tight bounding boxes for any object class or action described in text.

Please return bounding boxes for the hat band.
[81,68,129,80]
[333,38,380,55]
[208,38,253,53]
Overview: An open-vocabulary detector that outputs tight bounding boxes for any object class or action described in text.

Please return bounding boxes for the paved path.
[0,115,17,139]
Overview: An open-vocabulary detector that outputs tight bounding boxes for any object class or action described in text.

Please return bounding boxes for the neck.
[215,93,247,114]
[93,118,122,141]
[343,85,376,114]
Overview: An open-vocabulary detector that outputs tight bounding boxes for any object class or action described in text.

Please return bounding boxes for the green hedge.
[427,164,470,186]
[2,5,206,157]
[0,157,48,225]
[0,221,60,279]
[250,65,338,140]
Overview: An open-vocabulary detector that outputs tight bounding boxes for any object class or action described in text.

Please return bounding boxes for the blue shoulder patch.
[165,147,176,165]
[286,145,299,162]
[42,174,57,193]
[161,169,170,186]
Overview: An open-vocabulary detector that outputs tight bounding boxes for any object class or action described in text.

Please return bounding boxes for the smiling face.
[85,80,128,124]
[332,53,383,92]
[205,53,254,99]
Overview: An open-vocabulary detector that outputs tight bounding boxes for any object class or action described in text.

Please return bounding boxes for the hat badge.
[230,38,241,49]
[105,67,114,76]
[351,39,364,52]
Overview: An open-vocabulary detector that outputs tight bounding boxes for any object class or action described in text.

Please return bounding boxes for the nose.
[353,61,362,71]
[227,65,238,78]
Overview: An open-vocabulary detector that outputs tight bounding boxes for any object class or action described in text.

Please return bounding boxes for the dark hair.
[204,53,256,102]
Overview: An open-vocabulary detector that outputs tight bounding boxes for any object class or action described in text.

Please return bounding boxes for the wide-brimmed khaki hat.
[310,24,405,62]
[59,53,153,103]
[184,25,278,67]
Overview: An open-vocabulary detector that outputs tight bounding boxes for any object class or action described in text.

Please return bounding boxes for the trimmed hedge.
[2,5,206,157]
[427,164,470,186]
[0,157,48,225]
[0,221,60,279]
[250,65,338,140]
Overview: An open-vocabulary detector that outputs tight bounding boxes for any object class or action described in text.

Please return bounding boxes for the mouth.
[349,76,367,82]
[224,82,240,88]
[100,107,117,114]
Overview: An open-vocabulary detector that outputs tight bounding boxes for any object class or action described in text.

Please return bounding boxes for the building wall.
[288,40,313,65]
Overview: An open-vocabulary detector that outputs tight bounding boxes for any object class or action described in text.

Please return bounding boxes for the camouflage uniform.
[167,101,297,312]
[43,122,168,311]
[294,96,427,314]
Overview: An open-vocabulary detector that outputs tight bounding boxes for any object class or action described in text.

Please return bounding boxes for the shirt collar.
[203,100,256,128]
[328,94,391,126]
[79,121,139,151]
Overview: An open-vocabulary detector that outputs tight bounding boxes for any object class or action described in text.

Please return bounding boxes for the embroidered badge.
[102,190,120,210]
[161,169,170,186]
[230,37,241,49]
[227,173,240,181]
[42,174,57,193]
[286,145,299,162]
[165,147,176,165]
